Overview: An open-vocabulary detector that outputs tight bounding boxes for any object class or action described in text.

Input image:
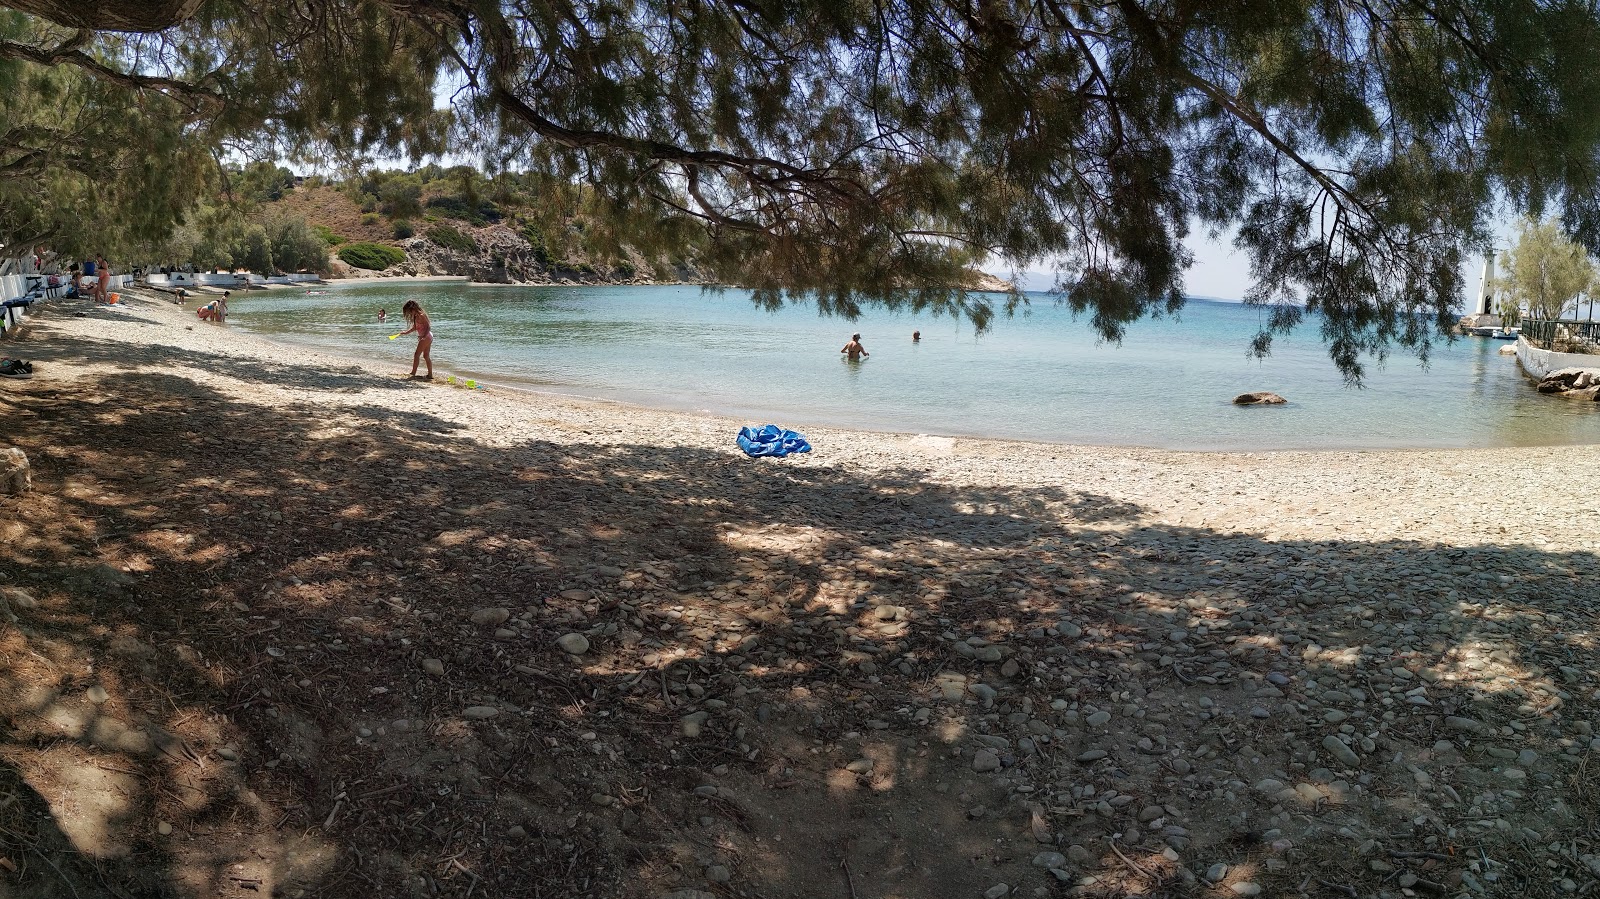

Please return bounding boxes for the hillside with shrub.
[261,165,706,284]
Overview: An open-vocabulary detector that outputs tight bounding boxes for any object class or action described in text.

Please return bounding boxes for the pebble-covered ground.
[0,288,1595,899]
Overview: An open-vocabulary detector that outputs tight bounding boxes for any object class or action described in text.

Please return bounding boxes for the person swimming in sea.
[378,308,387,323]
[841,333,869,361]
[912,330,921,342]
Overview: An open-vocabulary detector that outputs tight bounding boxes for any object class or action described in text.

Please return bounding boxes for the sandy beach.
[0,286,1596,898]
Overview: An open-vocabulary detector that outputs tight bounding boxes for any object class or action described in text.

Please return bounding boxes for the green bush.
[312,224,345,246]
[521,223,554,268]
[614,261,636,279]
[427,224,477,254]
[360,212,380,226]
[392,220,415,239]
[337,242,406,270]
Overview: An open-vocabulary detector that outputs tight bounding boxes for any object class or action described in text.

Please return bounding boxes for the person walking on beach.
[95,256,110,304]
[398,299,433,380]
[841,333,869,361]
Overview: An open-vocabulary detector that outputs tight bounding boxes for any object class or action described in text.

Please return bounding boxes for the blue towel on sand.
[737,425,812,458]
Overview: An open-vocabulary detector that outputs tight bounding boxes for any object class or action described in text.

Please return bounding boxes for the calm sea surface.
[227,282,1600,451]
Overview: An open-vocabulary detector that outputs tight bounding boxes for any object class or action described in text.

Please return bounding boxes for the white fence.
[144,272,322,288]
[2,272,133,335]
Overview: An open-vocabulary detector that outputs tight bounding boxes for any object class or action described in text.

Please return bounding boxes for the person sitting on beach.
[841,333,869,361]
[397,299,433,380]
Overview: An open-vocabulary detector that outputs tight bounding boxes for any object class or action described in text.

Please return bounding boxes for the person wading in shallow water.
[397,299,433,379]
[841,333,869,361]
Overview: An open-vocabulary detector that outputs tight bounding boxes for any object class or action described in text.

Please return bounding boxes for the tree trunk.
[0,0,205,32]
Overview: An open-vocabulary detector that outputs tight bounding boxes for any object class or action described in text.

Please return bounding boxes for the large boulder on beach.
[1233,392,1287,405]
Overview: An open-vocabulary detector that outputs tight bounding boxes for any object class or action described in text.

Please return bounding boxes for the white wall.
[1516,337,1600,379]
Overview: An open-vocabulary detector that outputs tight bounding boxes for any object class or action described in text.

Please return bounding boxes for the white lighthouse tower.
[1477,251,1495,315]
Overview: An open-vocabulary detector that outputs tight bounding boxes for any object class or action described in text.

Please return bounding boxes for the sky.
[992,222,1512,309]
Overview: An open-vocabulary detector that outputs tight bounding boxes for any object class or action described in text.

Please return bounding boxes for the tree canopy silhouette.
[7,0,1600,379]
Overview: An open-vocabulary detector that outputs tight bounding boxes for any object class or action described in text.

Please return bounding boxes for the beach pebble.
[463,706,500,720]
[86,686,109,704]
[984,884,1009,899]
[1322,735,1361,767]
[706,865,731,883]
[1231,883,1262,897]
[557,633,590,654]
[420,658,445,675]
[1031,851,1067,870]
[972,750,1001,772]
[845,758,874,774]
[157,821,172,835]
[1205,863,1228,883]
[681,711,709,738]
[470,607,510,626]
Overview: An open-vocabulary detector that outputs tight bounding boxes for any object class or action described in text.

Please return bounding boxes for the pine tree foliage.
[8,0,1600,378]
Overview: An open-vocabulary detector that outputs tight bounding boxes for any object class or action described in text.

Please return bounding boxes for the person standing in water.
[912,330,921,342]
[398,299,433,379]
[377,308,387,323]
[841,333,869,361]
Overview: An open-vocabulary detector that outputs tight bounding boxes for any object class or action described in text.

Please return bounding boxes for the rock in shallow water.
[1232,392,1287,405]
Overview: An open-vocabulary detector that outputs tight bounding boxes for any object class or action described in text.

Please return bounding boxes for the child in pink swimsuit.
[398,299,433,380]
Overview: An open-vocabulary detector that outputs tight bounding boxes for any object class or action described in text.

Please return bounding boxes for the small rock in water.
[1232,392,1287,405]
[557,633,590,654]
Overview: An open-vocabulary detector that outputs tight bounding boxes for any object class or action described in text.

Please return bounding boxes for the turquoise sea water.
[228,282,1600,451]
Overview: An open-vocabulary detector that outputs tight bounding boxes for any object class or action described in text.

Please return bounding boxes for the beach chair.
[2,297,35,335]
